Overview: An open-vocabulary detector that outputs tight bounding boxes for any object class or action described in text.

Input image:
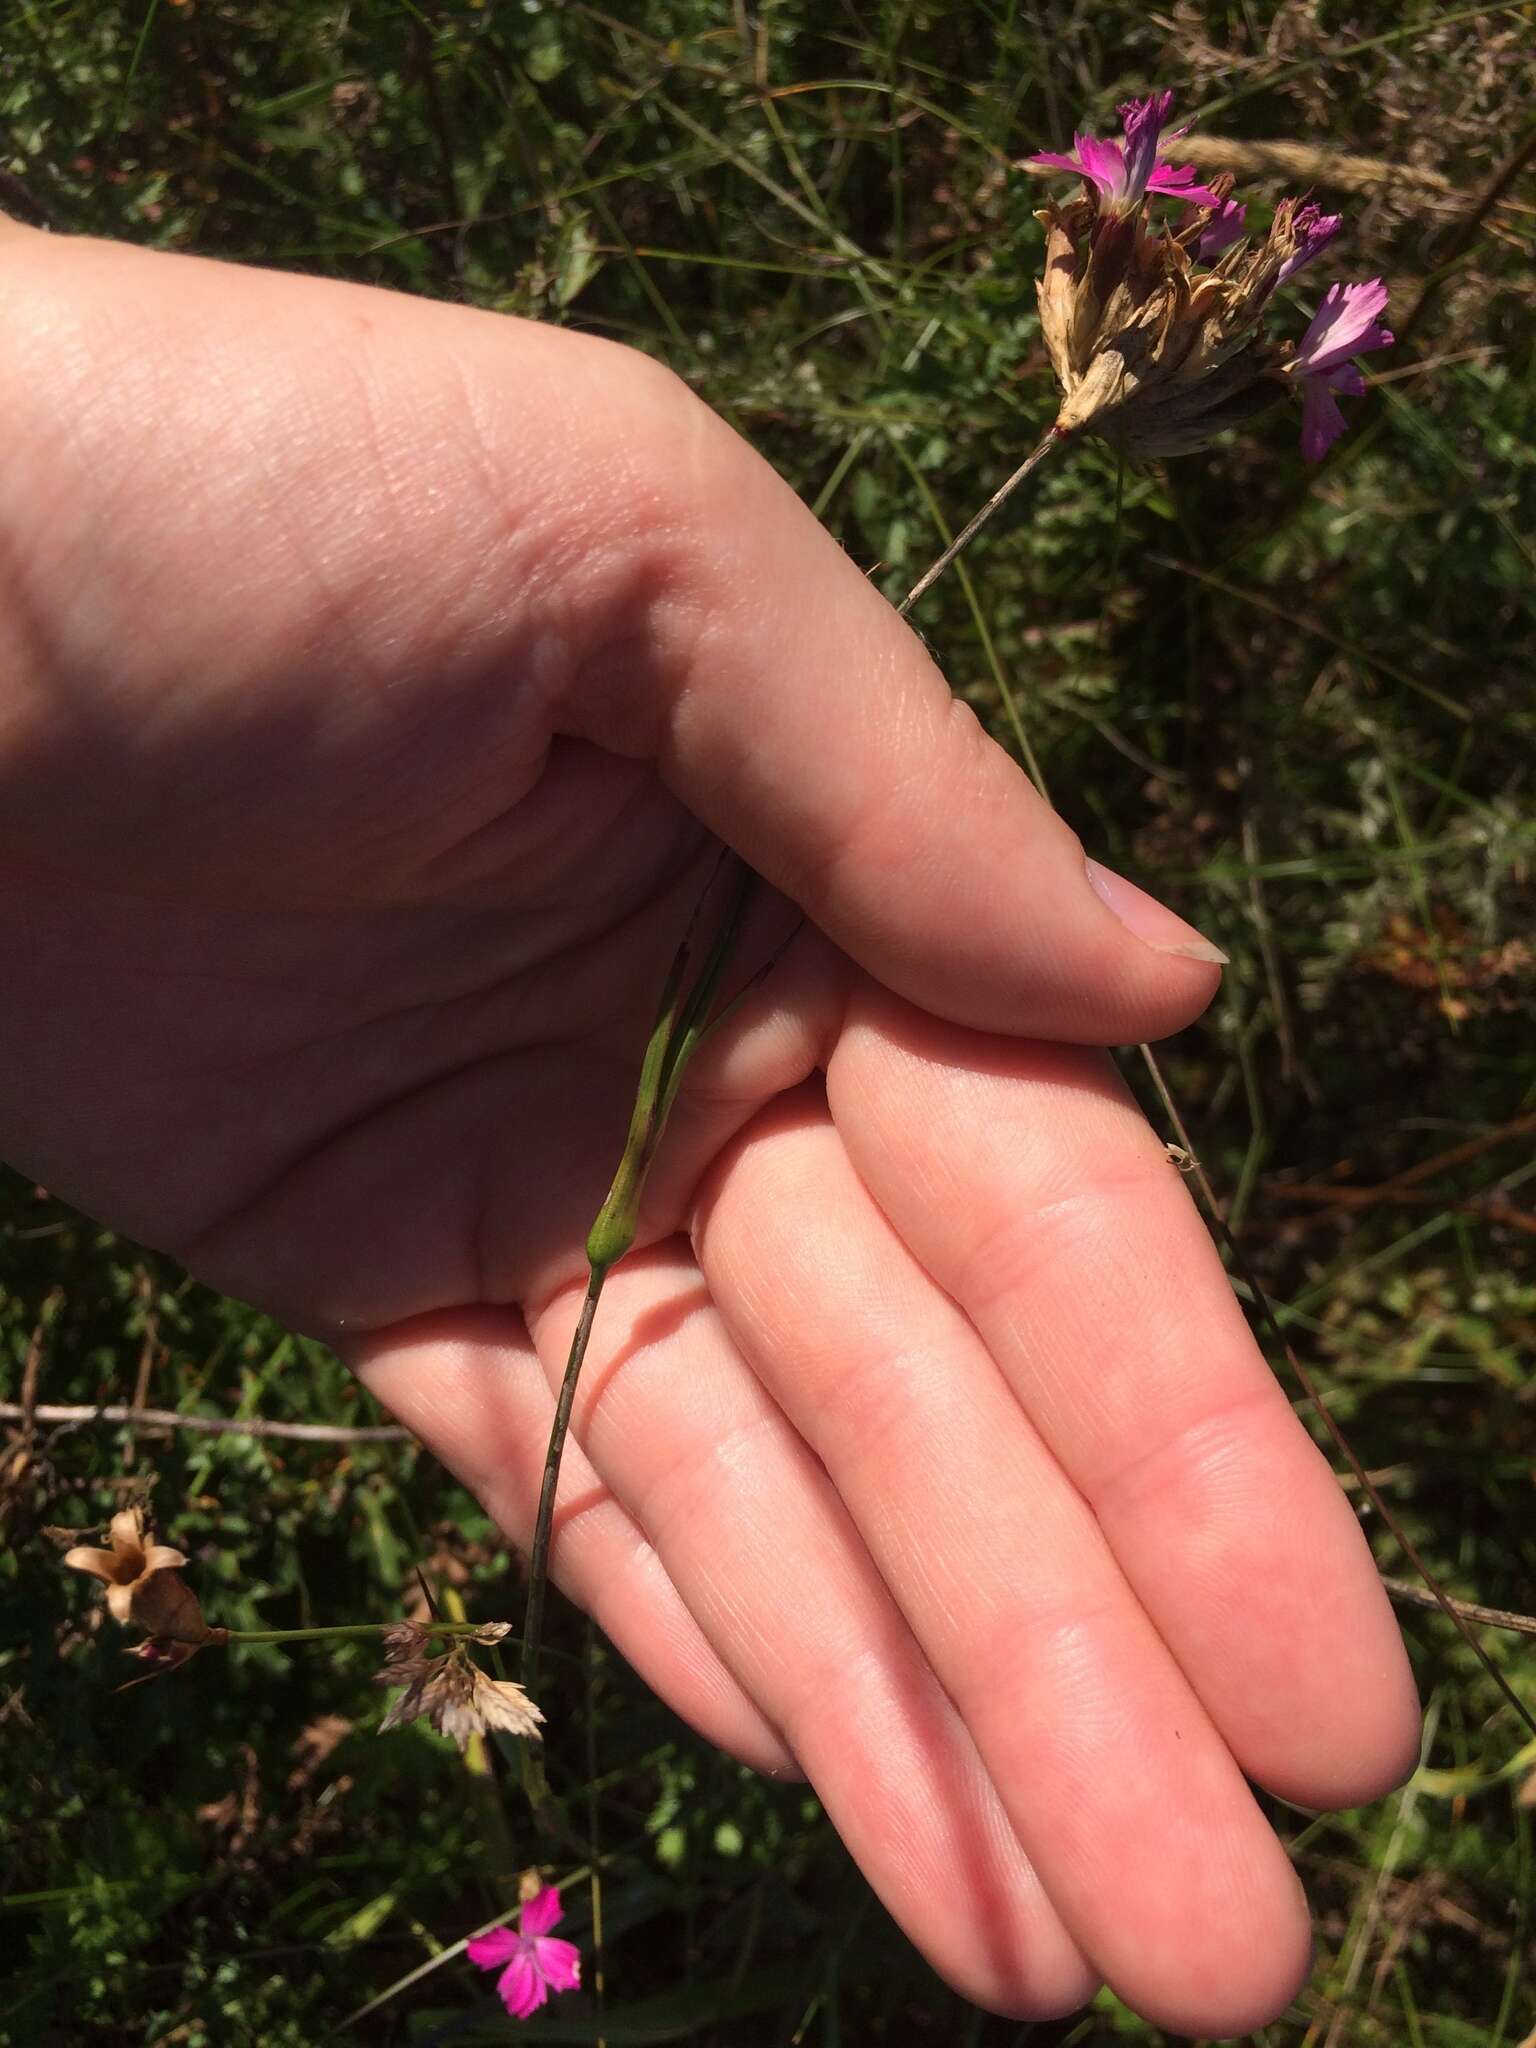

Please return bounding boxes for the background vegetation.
[3,2,1534,2041]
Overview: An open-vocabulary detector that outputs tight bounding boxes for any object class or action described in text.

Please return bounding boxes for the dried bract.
[377,1619,434,1677]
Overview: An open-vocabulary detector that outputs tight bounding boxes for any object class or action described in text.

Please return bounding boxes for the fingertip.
[1084,859,1229,965]
[1112,1849,1314,2039]
[1265,1632,1423,1813]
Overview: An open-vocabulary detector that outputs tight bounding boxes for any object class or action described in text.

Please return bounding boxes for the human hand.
[0,227,1418,2029]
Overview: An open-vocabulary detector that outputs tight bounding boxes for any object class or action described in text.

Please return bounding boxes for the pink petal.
[467,1928,521,1969]
[1026,148,1087,176]
[1197,199,1248,259]
[1297,279,1392,375]
[519,1885,563,1939]
[1329,363,1368,397]
[1146,164,1225,207]
[1277,203,1342,283]
[1119,91,1173,196]
[498,1953,547,2020]
[1118,88,1174,128]
[1301,378,1348,462]
[532,1935,582,1995]
[1073,132,1126,198]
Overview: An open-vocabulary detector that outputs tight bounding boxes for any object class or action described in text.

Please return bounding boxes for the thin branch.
[0,1402,410,1443]
[1268,1183,1536,1236]
[409,18,467,290]
[1382,1577,1536,1640]
[17,1291,60,1436]
[1303,1110,1536,1199]
[1265,1110,1536,1235]
[1394,121,1536,353]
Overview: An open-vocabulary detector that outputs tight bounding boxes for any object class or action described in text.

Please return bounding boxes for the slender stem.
[225,1620,497,1647]
[655,859,755,1120]
[897,430,1062,617]
[514,421,1054,1788]
[521,1265,608,1701]
[521,854,757,1722]
[584,1619,607,2028]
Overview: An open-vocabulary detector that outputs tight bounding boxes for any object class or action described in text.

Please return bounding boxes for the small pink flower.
[1290,278,1393,460]
[467,1886,581,2021]
[1028,92,1223,215]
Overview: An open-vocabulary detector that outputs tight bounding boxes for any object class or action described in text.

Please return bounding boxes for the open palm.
[0,228,1418,2029]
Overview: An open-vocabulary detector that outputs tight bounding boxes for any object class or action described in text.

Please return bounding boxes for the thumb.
[0,232,1222,1045]
[564,371,1225,1045]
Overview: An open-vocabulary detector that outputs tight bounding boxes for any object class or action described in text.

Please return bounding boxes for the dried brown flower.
[63,1506,203,1633]
[374,1637,543,1751]
[1036,184,1321,459]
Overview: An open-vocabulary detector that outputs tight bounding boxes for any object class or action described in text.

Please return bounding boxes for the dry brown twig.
[1381,1579,1536,1640]
[0,1402,410,1444]
[1265,1110,1536,1236]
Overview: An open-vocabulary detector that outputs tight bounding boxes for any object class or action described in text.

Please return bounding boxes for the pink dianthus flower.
[1028,92,1223,214]
[1290,278,1393,460]
[467,1886,582,2022]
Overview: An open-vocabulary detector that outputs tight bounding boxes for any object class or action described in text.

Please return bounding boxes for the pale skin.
[0,224,1421,2030]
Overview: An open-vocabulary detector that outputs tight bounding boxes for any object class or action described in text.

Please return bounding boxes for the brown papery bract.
[1036,187,1328,458]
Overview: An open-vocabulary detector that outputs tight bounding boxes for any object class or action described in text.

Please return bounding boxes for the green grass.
[3,3,1535,2041]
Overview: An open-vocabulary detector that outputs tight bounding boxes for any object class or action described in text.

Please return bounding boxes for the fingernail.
[1085,858,1229,964]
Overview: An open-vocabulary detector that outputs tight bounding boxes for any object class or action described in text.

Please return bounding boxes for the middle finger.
[691,1080,1311,2036]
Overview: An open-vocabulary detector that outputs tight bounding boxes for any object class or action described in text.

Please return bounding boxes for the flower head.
[1028,92,1223,215]
[1288,278,1393,459]
[375,1633,543,1750]
[468,1884,581,2021]
[1027,89,1389,464]
[64,1506,192,1627]
[377,1619,435,1676]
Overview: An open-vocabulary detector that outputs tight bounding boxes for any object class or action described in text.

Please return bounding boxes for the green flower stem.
[519,857,756,1744]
